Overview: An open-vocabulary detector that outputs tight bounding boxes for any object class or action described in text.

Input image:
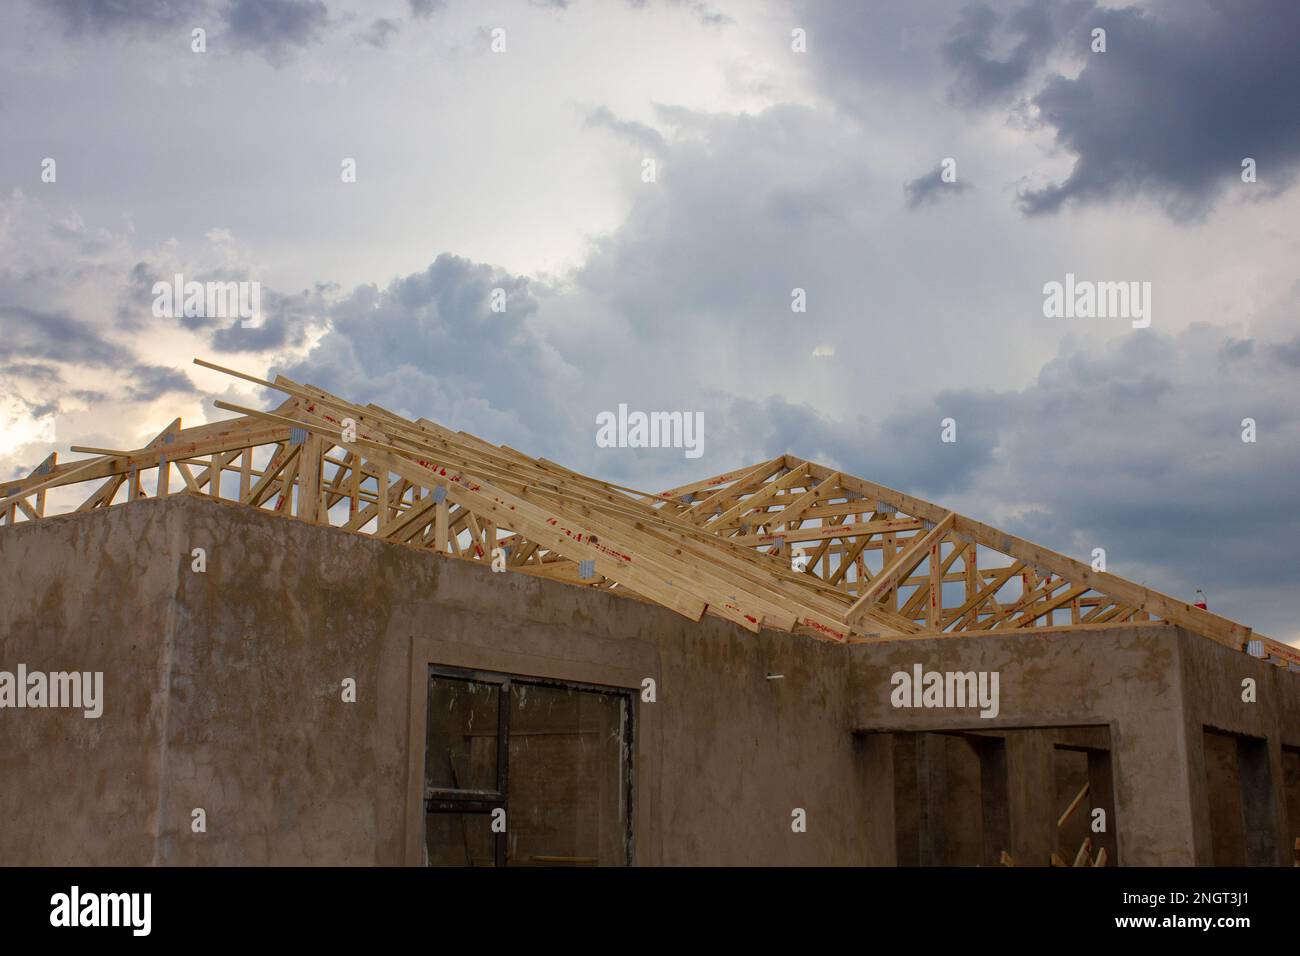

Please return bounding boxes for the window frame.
[423,664,634,867]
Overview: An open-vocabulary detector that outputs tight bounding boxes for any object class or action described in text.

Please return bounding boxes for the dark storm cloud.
[274,254,573,449]
[224,0,329,62]
[936,0,1099,106]
[1218,337,1254,363]
[0,362,63,384]
[0,305,194,402]
[903,164,972,209]
[0,305,132,366]
[796,0,948,101]
[119,262,326,348]
[1019,0,1300,217]
[994,329,1300,622]
[126,363,197,400]
[208,284,330,352]
[1271,335,1300,368]
[37,0,331,64]
[357,17,399,49]
[801,0,1300,218]
[407,0,444,17]
[941,0,1062,106]
[716,324,1300,636]
[45,0,201,36]
[707,388,1006,502]
[115,261,165,332]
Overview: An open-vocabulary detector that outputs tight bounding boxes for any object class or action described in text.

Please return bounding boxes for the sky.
[1,0,1298,641]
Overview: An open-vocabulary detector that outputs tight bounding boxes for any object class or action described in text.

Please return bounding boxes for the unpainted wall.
[0,494,865,865]
[2,493,1296,866]
[1178,631,1300,865]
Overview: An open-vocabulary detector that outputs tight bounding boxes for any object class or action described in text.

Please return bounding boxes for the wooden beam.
[846,514,955,626]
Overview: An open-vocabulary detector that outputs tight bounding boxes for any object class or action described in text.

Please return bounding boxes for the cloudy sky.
[2,0,1298,640]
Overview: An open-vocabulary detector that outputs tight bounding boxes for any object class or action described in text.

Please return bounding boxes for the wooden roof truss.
[1,358,1295,669]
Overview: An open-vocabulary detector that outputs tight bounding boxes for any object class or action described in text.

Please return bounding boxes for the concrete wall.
[848,626,1197,864]
[0,498,182,865]
[1177,629,1300,865]
[1,493,1296,865]
[0,494,866,865]
[847,624,1300,866]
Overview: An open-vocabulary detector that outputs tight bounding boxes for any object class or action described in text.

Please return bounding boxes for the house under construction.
[1,358,1298,866]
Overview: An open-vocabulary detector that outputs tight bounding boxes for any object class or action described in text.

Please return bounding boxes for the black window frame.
[423,664,634,867]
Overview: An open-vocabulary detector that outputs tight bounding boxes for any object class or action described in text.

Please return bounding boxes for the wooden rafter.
[0,357,1295,670]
